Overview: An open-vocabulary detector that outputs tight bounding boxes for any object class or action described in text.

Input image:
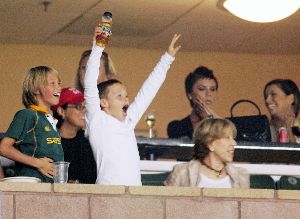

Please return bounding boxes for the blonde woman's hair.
[22,66,59,108]
[75,50,117,92]
[193,118,237,162]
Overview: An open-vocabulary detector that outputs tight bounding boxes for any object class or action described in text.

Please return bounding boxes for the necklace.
[201,161,225,177]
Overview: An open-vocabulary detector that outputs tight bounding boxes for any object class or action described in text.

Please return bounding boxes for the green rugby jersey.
[5,108,64,183]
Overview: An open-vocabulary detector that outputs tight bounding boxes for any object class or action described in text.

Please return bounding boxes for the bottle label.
[101,23,111,34]
[96,22,112,47]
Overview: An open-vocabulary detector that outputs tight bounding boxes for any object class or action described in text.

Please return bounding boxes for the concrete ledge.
[1,183,300,219]
[0,182,51,193]
[15,194,89,218]
[0,194,14,219]
[277,190,300,200]
[166,199,239,219]
[203,188,275,199]
[241,201,300,218]
[129,185,201,197]
[90,196,164,218]
[53,183,126,194]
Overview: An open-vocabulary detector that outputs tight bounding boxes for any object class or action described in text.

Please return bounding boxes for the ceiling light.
[223,0,300,23]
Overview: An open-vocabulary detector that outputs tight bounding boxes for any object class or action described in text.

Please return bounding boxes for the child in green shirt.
[0,66,64,182]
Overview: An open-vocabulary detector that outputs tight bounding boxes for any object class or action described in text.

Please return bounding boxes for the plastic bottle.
[96,12,112,47]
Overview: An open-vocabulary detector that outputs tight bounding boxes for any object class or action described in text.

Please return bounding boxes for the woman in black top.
[52,87,97,184]
[167,66,219,140]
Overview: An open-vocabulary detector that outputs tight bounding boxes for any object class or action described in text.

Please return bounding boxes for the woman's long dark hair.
[264,79,300,117]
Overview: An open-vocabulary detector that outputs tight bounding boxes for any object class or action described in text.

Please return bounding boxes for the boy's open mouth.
[53,92,60,97]
[122,105,129,113]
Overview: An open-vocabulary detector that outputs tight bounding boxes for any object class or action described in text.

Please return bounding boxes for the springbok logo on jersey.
[44,126,51,132]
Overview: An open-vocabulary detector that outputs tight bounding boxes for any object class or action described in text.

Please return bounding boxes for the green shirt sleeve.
[5,109,36,142]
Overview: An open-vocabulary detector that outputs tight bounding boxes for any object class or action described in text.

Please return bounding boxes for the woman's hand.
[167,33,182,57]
[193,97,219,119]
[36,157,54,178]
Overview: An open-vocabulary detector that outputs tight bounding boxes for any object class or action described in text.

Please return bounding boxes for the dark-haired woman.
[264,79,300,143]
[167,66,219,140]
[164,118,249,188]
[52,87,97,184]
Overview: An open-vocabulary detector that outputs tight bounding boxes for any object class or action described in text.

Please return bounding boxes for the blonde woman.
[165,118,249,188]
[75,50,117,92]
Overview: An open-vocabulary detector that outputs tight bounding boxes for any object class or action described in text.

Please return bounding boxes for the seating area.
[141,172,170,186]
[141,173,300,190]
[277,176,300,190]
[140,160,300,190]
[250,175,277,189]
[2,152,299,190]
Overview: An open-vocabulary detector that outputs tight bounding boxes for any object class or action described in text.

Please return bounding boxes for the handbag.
[226,99,271,142]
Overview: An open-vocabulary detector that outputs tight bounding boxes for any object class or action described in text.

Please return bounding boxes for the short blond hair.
[193,118,237,162]
[22,66,59,108]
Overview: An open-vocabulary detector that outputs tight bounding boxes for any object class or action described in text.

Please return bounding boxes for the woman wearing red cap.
[52,87,97,184]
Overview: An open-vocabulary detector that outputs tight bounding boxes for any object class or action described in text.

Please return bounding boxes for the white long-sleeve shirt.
[84,42,175,185]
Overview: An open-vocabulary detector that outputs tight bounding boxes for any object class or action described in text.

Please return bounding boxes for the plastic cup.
[53,161,70,183]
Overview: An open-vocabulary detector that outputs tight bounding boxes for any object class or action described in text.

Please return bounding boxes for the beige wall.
[1,183,300,219]
[1,43,300,137]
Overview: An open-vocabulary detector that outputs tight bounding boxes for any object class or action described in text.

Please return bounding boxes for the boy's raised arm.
[127,34,181,125]
[84,27,105,117]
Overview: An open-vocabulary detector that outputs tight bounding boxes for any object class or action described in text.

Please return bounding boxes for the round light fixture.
[223,0,300,23]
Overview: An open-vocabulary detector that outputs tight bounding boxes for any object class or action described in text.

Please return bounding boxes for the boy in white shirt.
[84,27,181,185]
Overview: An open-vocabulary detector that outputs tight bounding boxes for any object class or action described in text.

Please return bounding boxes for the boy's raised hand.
[167,33,182,57]
[93,26,103,41]
[93,26,112,42]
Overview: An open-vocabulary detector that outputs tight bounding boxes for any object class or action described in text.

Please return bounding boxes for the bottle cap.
[103,12,112,19]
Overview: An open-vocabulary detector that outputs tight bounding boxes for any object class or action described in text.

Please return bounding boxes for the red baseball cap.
[52,87,84,111]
